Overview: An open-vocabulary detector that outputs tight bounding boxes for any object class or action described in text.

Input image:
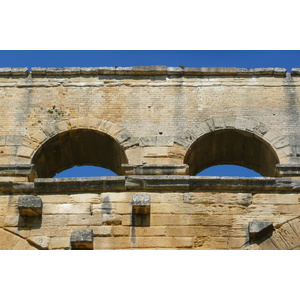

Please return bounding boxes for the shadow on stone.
[248,221,275,245]
[17,215,42,230]
[132,213,150,227]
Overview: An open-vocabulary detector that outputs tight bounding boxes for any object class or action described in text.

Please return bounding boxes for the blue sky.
[0,50,300,71]
[1,50,299,177]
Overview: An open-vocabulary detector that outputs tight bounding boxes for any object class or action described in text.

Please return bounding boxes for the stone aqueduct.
[1,66,300,249]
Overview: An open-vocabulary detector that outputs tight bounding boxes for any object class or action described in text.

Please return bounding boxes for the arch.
[184,128,280,177]
[175,117,292,169]
[248,216,300,250]
[32,129,128,178]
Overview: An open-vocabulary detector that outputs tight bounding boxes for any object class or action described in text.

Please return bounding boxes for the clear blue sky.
[1,50,298,177]
[0,50,300,71]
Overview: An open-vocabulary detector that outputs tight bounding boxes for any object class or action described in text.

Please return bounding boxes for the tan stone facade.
[1,66,300,249]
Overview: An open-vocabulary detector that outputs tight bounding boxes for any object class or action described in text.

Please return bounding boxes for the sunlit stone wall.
[1,66,300,249]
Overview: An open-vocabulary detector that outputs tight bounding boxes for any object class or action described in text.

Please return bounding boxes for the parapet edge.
[0,66,291,77]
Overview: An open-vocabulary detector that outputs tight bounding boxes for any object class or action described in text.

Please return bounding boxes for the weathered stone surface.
[122,164,189,175]
[2,66,300,250]
[70,228,94,250]
[18,195,43,216]
[101,214,122,225]
[27,236,50,250]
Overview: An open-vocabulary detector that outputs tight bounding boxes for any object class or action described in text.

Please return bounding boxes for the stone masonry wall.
[1,66,300,249]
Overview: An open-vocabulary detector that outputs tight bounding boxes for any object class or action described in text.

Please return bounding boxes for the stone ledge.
[0,66,289,77]
[34,176,126,193]
[0,164,35,175]
[291,68,300,75]
[0,68,29,76]
[2,176,300,194]
[0,164,36,181]
[276,164,300,176]
[122,164,189,175]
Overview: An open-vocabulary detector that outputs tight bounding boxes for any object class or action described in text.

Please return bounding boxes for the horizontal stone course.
[0,66,290,77]
[2,176,300,194]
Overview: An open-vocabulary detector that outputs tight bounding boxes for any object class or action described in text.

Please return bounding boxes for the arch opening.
[184,129,280,177]
[32,129,128,178]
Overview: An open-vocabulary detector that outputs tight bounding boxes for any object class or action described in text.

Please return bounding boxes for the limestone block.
[213,117,225,130]
[111,226,131,237]
[0,68,12,75]
[94,236,132,249]
[228,237,247,249]
[6,135,23,146]
[45,68,64,75]
[4,216,24,227]
[12,239,34,250]
[17,146,34,158]
[289,218,300,235]
[115,130,131,144]
[63,67,81,75]
[273,136,290,149]
[115,67,133,75]
[43,203,91,215]
[31,67,46,75]
[269,232,289,250]
[70,228,94,250]
[276,224,300,249]
[166,226,221,237]
[18,196,43,216]
[101,214,122,225]
[257,238,278,250]
[49,237,71,250]
[80,67,100,75]
[54,120,70,132]
[66,214,102,226]
[11,68,29,75]
[92,226,112,237]
[27,236,50,250]
[291,68,300,75]
[133,226,167,237]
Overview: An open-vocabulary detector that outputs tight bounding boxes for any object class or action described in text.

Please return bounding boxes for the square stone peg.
[248,221,274,239]
[18,196,43,216]
[132,194,151,214]
[70,229,94,250]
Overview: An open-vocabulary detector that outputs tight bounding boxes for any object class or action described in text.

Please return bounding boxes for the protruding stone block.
[132,194,151,214]
[248,221,274,239]
[70,229,94,250]
[18,196,43,216]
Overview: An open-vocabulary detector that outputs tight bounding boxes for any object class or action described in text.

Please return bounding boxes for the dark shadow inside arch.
[184,129,280,177]
[32,129,128,178]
